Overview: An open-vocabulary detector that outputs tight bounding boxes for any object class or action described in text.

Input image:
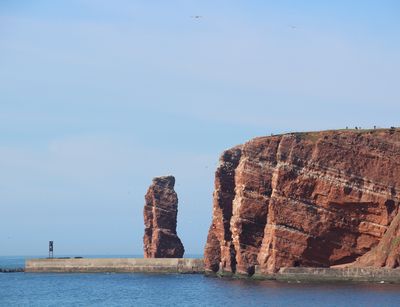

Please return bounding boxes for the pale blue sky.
[1,1,399,256]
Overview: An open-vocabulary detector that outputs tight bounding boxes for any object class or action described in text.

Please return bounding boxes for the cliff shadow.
[300,201,383,267]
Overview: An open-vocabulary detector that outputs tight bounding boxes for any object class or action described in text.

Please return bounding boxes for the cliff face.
[204,129,400,274]
[143,176,184,258]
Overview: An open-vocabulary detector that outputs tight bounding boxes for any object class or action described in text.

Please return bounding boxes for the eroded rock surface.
[144,176,184,258]
[204,129,400,274]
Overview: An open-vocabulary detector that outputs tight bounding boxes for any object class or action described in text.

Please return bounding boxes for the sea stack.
[204,128,400,275]
[143,176,184,258]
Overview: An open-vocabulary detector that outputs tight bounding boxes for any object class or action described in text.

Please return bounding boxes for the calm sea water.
[1,256,400,306]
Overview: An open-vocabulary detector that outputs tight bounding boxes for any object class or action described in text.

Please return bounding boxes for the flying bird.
[191,15,203,19]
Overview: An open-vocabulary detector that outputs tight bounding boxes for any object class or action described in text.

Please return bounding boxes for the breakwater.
[24,258,400,283]
[25,258,204,273]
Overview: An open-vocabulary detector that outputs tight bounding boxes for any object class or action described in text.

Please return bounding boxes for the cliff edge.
[204,128,400,275]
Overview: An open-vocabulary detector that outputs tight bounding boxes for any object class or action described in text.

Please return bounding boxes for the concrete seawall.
[25,258,204,273]
[253,267,400,283]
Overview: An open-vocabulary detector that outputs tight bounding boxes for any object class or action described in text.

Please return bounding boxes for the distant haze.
[1,1,399,256]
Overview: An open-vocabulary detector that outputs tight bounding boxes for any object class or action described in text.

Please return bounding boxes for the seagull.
[191,15,203,19]
[289,25,298,30]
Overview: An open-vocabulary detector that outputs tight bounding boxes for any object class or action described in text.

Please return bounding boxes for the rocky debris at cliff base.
[204,129,400,275]
[352,209,400,268]
[143,175,184,258]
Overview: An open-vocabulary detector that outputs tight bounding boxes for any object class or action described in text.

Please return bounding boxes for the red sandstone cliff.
[204,129,400,274]
[144,176,184,258]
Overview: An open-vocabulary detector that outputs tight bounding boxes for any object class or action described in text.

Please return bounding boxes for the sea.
[1,255,400,306]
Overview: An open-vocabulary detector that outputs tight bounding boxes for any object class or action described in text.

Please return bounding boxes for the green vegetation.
[265,128,399,141]
[391,237,400,249]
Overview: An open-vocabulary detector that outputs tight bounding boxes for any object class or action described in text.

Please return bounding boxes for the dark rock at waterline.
[0,268,24,273]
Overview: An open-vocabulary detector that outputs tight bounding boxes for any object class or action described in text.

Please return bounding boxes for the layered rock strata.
[204,129,400,275]
[144,176,184,258]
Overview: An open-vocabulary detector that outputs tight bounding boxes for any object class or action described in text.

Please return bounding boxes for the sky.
[1,0,399,256]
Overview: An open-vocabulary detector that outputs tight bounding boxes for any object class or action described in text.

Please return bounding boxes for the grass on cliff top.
[268,127,398,140]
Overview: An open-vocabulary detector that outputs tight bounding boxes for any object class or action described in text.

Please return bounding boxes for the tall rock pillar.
[143,176,185,258]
